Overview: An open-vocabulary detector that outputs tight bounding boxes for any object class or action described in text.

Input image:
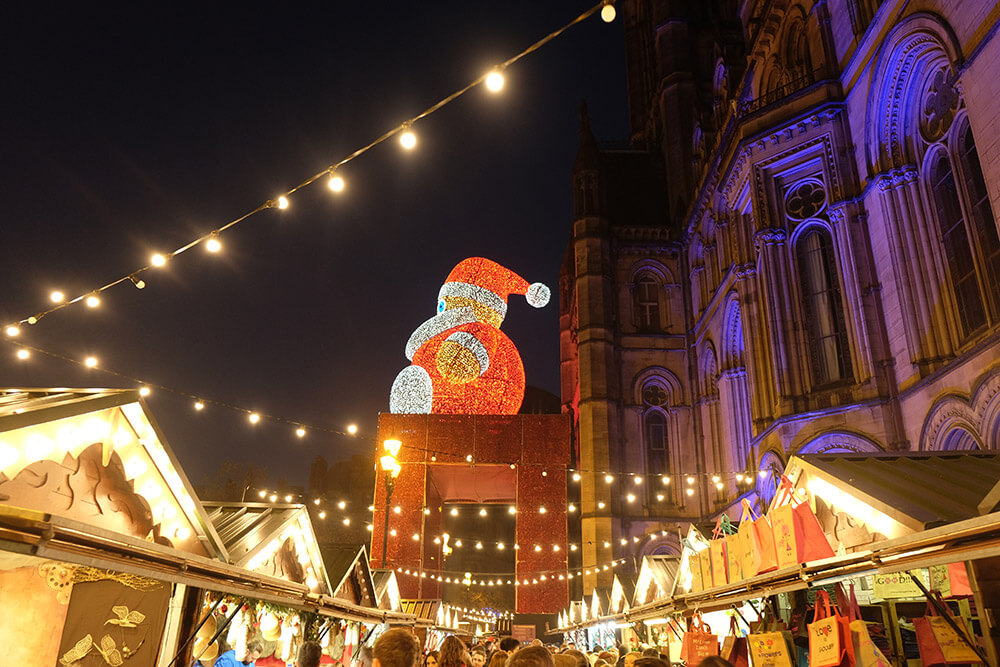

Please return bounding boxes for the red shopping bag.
[682,616,719,665]
[721,616,750,667]
[771,499,835,568]
[913,592,981,665]
[808,590,854,667]
[739,498,778,576]
[930,562,973,598]
[846,584,891,667]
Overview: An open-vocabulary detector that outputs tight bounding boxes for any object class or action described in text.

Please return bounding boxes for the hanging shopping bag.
[740,498,778,576]
[684,615,720,664]
[930,562,973,598]
[721,616,750,667]
[771,498,835,568]
[748,632,795,667]
[698,548,713,589]
[726,532,744,583]
[687,549,704,593]
[710,539,729,587]
[913,592,981,665]
[808,590,854,667]
[846,584,890,667]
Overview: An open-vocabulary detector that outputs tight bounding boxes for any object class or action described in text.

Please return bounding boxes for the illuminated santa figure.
[389,257,550,414]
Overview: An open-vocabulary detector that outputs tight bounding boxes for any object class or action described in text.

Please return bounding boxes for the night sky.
[0,3,628,487]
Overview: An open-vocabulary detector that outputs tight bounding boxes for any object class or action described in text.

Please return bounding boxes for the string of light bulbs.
[2,1,616,334]
[394,558,626,587]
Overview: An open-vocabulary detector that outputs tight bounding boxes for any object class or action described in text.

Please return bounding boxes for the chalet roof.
[320,544,377,607]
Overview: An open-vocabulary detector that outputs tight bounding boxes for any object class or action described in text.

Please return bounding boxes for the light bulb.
[129,275,145,289]
[206,237,222,253]
[485,70,504,92]
[553,544,560,552]
[479,508,487,517]
[604,541,610,548]
[5,326,19,337]
[534,545,541,552]
[296,428,306,438]
[759,470,768,479]
[626,493,636,503]
[712,475,721,483]
[249,412,260,424]
[601,2,616,22]
[476,541,483,549]
[634,476,643,485]
[716,482,724,490]
[400,129,417,149]
[450,507,459,516]
[538,506,547,514]
[508,506,516,515]
[605,474,614,484]
[347,423,358,435]
[366,524,373,531]
[423,507,430,515]
[338,500,347,509]
[16,349,29,360]
[139,386,151,397]
[620,538,627,546]
[194,401,205,410]
[393,505,401,514]
[656,494,665,501]
[412,533,420,541]
[328,174,345,192]
[497,542,505,550]
[50,291,64,303]
[686,488,695,496]
[269,494,277,502]
[151,253,167,267]
[572,472,581,482]
[686,476,695,485]
[319,511,328,519]
[258,490,266,498]
[284,494,292,502]
[85,294,100,308]
[277,196,289,209]
[390,529,397,537]
[84,356,98,368]
[568,503,576,512]
[570,543,578,551]
[598,501,606,509]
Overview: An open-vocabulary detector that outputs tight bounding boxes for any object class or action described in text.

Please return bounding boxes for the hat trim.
[437,281,508,317]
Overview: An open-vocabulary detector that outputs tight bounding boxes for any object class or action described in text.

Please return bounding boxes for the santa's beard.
[404,306,480,360]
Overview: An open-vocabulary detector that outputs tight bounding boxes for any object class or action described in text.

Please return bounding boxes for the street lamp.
[380,438,403,568]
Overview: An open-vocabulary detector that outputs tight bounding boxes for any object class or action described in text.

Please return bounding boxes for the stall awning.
[633,556,679,608]
[788,452,1000,530]
[322,545,378,609]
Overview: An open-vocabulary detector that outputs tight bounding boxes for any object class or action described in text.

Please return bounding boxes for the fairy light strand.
[5,2,609,331]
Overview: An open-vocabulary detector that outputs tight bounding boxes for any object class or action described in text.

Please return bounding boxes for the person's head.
[373,630,421,667]
[360,646,376,667]
[695,658,734,667]
[499,638,520,653]
[438,636,467,667]
[530,640,543,648]
[561,649,588,667]
[425,650,440,667]
[243,640,264,664]
[622,653,638,667]
[471,646,488,667]
[632,659,668,667]
[507,646,555,667]
[553,654,576,667]
[296,641,323,667]
[594,660,608,667]
[487,650,508,667]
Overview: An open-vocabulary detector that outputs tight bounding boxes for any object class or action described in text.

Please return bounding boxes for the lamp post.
[380,438,402,568]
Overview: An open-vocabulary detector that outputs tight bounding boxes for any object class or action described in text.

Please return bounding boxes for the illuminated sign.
[389,257,549,414]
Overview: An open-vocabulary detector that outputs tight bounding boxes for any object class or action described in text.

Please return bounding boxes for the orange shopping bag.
[771,499,835,568]
[913,591,982,665]
[846,584,890,667]
[682,615,719,665]
[808,590,854,667]
[739,498,778,576]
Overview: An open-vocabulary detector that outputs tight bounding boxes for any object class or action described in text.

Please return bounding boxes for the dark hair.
[246,640,265,656]
[499,638,520,653]
[425,650,440,667]
[632,658,668,667]
[360,646,375,667]
[507,646,555,667]
[297,640,323,667]
[640,649,660,658]
[695,658,734,667]
[373,629,421,667]
[439,636,468,667]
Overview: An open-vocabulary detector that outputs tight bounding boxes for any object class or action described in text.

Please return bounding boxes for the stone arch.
[940,427,981,451]
[633,367,684,407]
[628,258,673,284]
[701,342,719,397]
[756,449,786,511]
[974,366,1000,450]
[865,13,963,175]
[721,293,745,368]
[920,392,981,451]
[795,431,885,454]
[639,532,681,558]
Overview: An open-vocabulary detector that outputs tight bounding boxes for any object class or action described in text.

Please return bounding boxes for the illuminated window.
[930,151,987,335]
[642,382,672,505]
[797,228,851,385]
[958,123,1000,314]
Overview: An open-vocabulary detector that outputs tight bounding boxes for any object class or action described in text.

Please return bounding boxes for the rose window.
[784,179,827,220]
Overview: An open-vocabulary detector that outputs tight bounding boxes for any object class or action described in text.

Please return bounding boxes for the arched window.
[958,123,1000,307]
[796,228,851,385]
[930,151,987,334]
[641,380,673,504]
[634,274,661,332]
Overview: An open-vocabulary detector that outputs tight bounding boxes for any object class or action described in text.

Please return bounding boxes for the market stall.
[0,389,423,667]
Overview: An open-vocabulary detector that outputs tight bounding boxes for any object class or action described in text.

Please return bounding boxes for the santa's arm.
[436,330,490,384]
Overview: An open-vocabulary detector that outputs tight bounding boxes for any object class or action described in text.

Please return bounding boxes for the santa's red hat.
[437,257,549,319]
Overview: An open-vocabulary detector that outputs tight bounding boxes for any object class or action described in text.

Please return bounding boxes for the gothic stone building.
[560,0,1000,590]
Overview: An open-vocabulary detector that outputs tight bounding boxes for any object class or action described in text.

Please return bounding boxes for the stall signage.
[873,570,927,599]
[512,625,536,642]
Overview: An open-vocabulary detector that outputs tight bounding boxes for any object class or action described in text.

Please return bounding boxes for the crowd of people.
[207,630,736,667]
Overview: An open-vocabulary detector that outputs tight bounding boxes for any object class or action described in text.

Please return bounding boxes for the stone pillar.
[735,262,774,428]
[827,201,873,382]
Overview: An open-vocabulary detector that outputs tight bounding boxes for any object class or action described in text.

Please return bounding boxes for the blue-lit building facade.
[560,0,1000,591]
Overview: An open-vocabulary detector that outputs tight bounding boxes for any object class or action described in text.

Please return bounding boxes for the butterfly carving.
[106,605,145,627]
[60,634,94,665]
[96,635,124,667]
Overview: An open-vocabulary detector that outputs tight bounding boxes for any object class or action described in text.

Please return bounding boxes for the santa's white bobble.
[525,282,550,308]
